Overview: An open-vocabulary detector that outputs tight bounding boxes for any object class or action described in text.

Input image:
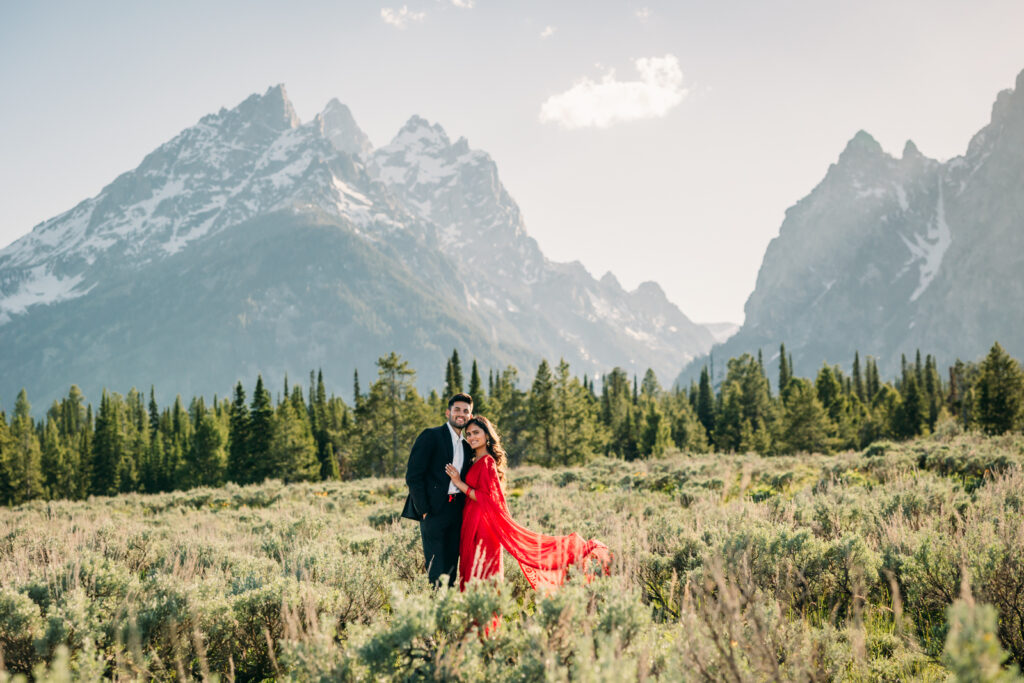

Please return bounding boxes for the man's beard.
[449,415,467,430]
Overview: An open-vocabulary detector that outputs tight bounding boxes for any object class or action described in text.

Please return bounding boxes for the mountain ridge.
[677,66,1024,388]
[0,85,715,409]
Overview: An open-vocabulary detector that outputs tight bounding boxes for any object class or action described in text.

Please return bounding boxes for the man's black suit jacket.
[402,424,474,520]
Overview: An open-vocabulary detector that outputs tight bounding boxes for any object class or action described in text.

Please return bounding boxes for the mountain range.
[678,67,1024,388]
[0,86,715,408]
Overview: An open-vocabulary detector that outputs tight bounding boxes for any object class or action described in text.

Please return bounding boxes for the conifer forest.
[2,342,1024,680]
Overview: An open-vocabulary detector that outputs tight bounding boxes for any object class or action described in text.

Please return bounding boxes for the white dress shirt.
[446,422,464,494]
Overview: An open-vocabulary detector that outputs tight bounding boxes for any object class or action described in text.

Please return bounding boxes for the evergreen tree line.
[1,342,1022,505]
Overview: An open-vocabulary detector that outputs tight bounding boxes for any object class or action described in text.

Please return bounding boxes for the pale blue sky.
[2,0,1023,323]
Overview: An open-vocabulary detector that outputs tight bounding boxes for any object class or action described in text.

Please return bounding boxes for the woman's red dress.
[458,454,610,592]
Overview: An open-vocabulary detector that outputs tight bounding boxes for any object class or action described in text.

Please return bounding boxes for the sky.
[2,0,1023,324]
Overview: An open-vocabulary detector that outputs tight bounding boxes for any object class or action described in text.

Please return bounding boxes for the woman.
[444,416,610,592]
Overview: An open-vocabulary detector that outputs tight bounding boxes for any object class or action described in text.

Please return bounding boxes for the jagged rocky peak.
[633,280,667,299]
[599,271,622,291]
[391,115,453,151]
[965,68,1024,160]
[990,68,1024,123]
[233,84,301,131]
[902,139,922,160]
[321,99,373,158]
[838,130,886,163]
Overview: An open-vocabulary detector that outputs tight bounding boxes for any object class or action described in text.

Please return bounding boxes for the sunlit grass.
[1,431,1023,680]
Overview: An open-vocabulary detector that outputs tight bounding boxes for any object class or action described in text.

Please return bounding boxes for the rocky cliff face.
[0,85,714,407]
[678,68,1024,387]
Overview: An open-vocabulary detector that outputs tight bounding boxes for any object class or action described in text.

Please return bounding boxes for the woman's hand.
[444,463,462,485]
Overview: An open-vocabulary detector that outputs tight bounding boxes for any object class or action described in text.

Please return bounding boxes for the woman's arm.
[444,463,477,501]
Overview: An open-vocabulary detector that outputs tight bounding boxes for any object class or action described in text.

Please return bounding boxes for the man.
[402,392,474,587]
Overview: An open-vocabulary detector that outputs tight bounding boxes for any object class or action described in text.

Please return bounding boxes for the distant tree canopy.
[1,341,1022,504]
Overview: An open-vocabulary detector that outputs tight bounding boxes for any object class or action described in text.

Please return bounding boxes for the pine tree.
[778,378,830,454]
[697,366,715,437]
[148,387,160,443]
[41,419,75,500]
[640,368,661,399]
[91,391,121,496]
[308,370,317,425]
[4,389,44,504]
[924,355,943,430]
[715,354,774,452]
[122,388,145,493]
[289,384,309,430]
[249,375,274,482]
[490,366,528,465]
[714,383,744,452]
[616,406,640,461]
[870,384,903,441]
[896,374,926,438]
[815,364,845,423]
[597,368,634,458]
[266,400,319,482]
[227,381,252,483]
[0,413,14,505]
[639,399,672,458]
[950,359,980,428]
[187,410,227,487]
[380,352,418,476]
[667,389,708,453]
[866,357,881,399]
[448,349,464,396]
[314,370,338,480]
[548,359,604,465]
[444,360,455,400]
[528,359,556,459]
[778,343,791,395]
[852,352,865,402]
[359,352,430,477]
[353,369,362,410]
[469,360,487,416]
[976,342,1024,435]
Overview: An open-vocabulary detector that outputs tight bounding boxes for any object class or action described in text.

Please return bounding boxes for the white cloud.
[538,54,687,129]
[381,6,426,28]
[451,0,475,7]
[636,7,651,21]
[540,25,556,39]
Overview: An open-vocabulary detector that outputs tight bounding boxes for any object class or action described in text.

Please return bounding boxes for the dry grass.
[1,432,1023,680]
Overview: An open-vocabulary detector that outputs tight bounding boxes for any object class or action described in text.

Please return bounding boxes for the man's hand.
[422,512,427,519]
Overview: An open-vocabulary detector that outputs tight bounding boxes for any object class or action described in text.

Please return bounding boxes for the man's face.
[446,401,472,431]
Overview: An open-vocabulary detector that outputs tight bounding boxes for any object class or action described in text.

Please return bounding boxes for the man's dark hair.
[448,393,473,409]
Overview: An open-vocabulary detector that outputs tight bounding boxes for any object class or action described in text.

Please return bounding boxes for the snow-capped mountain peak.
[321,99,373,159]
[1,84,718,407]
[0,86,398,324]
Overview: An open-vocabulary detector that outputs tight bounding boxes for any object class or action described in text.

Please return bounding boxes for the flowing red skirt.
[458,455,611,593]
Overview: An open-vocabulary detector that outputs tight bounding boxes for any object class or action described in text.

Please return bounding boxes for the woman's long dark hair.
[466,416,507,488]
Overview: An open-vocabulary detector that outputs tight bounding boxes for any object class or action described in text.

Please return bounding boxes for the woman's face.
[465,423,487,451]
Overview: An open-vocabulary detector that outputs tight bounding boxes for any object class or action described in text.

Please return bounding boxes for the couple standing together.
[401,393,609,591]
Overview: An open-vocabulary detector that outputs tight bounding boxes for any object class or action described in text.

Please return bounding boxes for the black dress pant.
[420,494,464,587]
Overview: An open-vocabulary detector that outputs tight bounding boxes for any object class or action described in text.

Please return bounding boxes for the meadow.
[2,429,1024,681]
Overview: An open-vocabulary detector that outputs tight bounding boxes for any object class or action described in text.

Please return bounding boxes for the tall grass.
[2,431,1023,680]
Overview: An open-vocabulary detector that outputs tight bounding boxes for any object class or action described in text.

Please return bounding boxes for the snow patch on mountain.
[0,267,93,324]
[894,184,909,211]
[903,185,952,302]
[330,176,374,226]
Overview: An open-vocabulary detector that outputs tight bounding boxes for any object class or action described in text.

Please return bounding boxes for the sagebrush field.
[2,431,1024,681]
